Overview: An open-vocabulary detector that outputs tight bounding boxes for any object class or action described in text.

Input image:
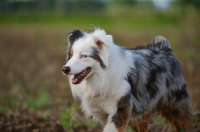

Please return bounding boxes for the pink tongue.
[71,71,84,84]
[71,68,91,84]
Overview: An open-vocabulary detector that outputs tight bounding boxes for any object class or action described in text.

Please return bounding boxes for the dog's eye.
[80,54,87,58]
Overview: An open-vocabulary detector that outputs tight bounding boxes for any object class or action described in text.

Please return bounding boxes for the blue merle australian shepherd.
[62,29,191,132]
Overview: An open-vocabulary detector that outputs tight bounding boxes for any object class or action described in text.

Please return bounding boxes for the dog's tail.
[149,36,172,52]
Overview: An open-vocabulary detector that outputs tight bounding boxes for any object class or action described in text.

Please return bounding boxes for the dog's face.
[62,29,113,84]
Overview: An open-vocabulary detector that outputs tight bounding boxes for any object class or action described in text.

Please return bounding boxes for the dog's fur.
[62,29,191,132]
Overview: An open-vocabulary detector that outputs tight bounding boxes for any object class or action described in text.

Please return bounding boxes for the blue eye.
[80,54,87,58]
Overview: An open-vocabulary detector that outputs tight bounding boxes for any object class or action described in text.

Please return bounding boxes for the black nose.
[62,66,70,74]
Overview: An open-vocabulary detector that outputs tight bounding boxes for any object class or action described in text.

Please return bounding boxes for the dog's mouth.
[71,67,91,84]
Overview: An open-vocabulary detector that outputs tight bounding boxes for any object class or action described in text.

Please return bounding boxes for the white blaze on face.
[64,36,98,84]
[66,38,93,73]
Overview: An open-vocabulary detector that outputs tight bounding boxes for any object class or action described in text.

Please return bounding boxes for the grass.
[26,89,51,111]
[0,89,51,113]
[59,103,78,131]
[0,94,15,113]
[59,102,99,131]
[0,9,182,30]
[83,120,99,129]
[153,115,166,125]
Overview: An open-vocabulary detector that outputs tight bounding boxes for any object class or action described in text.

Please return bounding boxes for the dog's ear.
[68,30,83,45]
[95,40,103,49]
[93,29,113,48]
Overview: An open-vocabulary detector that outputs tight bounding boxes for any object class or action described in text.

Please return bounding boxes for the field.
[0,10,200,132]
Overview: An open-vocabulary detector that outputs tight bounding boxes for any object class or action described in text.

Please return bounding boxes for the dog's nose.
[62,66,70,74]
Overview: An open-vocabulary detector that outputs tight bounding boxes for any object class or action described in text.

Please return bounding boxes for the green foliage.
[175,0,200,12]
[0,94,14,113]
[191,114,200,123]
[0,10,179,30]
[59,103,99,131]
[59,103,79,131]
[186,49,196,61]
[154,115,166,125]
[83,119,99,129]
[176,0,200,8]
[26,89,51,111]
[127,126,135,132]
[185,49,196,75]
[115,0,137,5]
[187,62,194,75]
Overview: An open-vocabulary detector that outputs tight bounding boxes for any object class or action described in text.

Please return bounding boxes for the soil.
[0,108,200,132]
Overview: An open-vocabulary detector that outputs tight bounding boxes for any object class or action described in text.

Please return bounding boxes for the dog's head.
[62,29,113,84]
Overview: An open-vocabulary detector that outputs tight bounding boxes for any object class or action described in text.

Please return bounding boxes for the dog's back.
[127,36,191,132]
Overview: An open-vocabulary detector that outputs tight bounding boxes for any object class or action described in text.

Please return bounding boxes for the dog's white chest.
[81,96,118,124]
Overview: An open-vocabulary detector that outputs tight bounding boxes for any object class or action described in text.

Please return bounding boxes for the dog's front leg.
[103,95,131,132]
[103,115,118,132]
[103,108,130,132]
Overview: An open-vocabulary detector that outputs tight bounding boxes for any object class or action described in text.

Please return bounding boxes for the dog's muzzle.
[62,66,70,74]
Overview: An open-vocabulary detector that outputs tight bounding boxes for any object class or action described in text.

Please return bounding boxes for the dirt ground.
[0,108,200,132]
[0,21,200,132]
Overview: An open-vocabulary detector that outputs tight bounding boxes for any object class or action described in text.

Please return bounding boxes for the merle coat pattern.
[62,29,191,132]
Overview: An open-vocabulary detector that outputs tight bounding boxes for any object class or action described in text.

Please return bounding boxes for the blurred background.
[0,0,200,132]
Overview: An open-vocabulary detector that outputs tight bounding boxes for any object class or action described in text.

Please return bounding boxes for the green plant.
[0,93,17,113]
[59,103,79,131]
[83,119,99,129]
[186,49,196,61]
[187,62,194,75]
[127,126,135,132]
[26,89,51,111]
[191,114,200,123]
[154,115,166,125]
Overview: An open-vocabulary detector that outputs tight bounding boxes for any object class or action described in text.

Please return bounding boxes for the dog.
[62,29,191,132]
